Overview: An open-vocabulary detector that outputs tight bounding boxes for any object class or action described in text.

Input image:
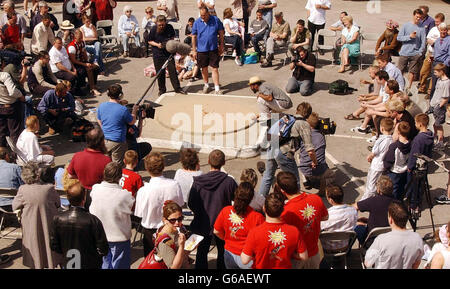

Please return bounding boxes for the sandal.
[344,113,362,120]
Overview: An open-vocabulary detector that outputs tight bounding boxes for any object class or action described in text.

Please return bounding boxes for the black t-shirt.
[357,194,394,233]
[398,110,418,141]
[148,24,175,59]
[292,51,316,81]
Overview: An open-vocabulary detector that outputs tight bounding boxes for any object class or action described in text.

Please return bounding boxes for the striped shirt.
[320,204,358,251]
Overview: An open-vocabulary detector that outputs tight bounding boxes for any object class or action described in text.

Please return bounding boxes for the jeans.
[85,41,105,72]
[387,171,407,200]
[23,95,34,127]
[251,32,265,55]
[354,225,368,245]
[258,149,300,197]
[285,77,314,96]
[262,10,273,30]
[265,37,287,58]
[102,240,131,269]
[224,250,252,269]
[195,235,225,269]
[120,34,141,52]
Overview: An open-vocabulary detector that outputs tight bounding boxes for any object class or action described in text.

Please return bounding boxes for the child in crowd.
[383,121,411,200]
[121,150,144,200]
[178,52,199,82]
[429,63,450,151]
[240,168,265,212]
[174,148,203,205]
[16,115,55,166]
[184,17,195,46]
[361,117,394,200]
[240,192,308,269]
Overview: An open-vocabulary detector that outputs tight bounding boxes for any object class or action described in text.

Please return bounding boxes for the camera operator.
[147,15,184,96]
[97,84,139,164]
[286,46,316,96]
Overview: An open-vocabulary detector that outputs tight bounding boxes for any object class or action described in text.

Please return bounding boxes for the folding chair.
[358,226,391,268]
[0,188,21,240]
[360,32,379,69]
[319,231,357,269]
[273,41,290,66]
[97,28,120,64]
[170,22,183,41]
[5,136,27,167]
[315,29,337,65]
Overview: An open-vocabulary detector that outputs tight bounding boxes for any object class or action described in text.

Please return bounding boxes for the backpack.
[328,79,357,95]
[71,118,94,142]
[241,52,259,64]
[267,114,298,145]
[138,233,175,269]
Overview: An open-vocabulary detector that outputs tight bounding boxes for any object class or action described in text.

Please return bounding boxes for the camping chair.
[314,29,337,65]
[5,137,27,167]
[319,231,357,269]
[358,226,391,268]
[360,32,379,69]
[97,28,120,65]
[0,188,21,240]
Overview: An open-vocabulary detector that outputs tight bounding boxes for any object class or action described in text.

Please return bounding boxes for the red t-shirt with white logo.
[120,168,144,198]
[281,193,328,257]
[214,206,264,255]
[242,221,307,269]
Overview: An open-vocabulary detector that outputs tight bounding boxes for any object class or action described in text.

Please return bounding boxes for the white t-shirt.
[174,169,203,203]
[80,24,96,39]
[49,46,73,73]
[305,0,331,26]
[16,130,42,162]
[157,0,178,20]
[341,25,359,41]
[197,0,215,14]
[224,18,240,37]
[426,26,441,54]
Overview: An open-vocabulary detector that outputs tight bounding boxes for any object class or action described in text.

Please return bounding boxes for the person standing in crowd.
[278,171,328,269]
[30,1,59,33]
[241,192,308,269]
[134,152,184,257]
[285,46,316,96]
[230,0,256,43]
[90,0,116,33]
[418,5,435,36]
[1,12,23,50]
[97,84,138,164]
[429,24,450,100]
[0,70,24,147]
[0,0,27,42]
[89,162,135,269]
[0,146,23,189]
[157,0,180,23]
[305,0,331,51]
[174,148,203,205]
[31,14,55,55]
[364,201,424,269]
[257,0,277,30]
[396,9,426,96]
[188,149,237,269]
[120,150,144,200]
[260,11,290,68]
[147,15,185,96]
[50,182,109,269]
[192,6,224,95]
[197,0,216,16]
[214,182,265,269]
[13,163,62,269]
[429,63,449,151]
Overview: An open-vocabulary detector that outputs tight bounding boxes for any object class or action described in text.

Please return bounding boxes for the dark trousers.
[153,56,180,94]
[42,110,77,132]
[388,171,407,200]
[251,33,265,55]
[195,234,225,269]
[0,101,24,147]
[308,21,325,50]
[74,63,98,88]
[29,84,54,98]
[54,70,78,94]
[225,35,243,56]
[142,227,157,257]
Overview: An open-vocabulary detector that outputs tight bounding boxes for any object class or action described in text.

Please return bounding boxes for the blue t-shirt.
[97,102,133,143]
[192,15,224,53]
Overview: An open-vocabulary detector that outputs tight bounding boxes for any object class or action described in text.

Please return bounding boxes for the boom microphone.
[165,40,192,56]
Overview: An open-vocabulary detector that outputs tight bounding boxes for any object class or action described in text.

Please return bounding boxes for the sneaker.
[214,89,223,95]
[350,126,370,134]
[367,135,377,143]
[202,85,210,94]
[367,146,373,152]
[0,254,11,265]
[435,194,450,204]
[235,58,242,66]
[232,51,237,57]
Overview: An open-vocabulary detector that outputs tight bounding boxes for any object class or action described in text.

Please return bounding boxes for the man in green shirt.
[288,19,311,58]
[261,11,290,68]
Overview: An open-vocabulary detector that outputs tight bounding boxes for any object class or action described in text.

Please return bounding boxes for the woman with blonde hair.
[80,14,105,74]
[223,7,244,66]
[338,15,360,73]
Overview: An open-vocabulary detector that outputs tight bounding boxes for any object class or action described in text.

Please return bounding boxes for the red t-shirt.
[281,193,328,257]
[67,149,111,190]
[1,24,21,45]
[120,168,143,198]
[214,206,264,255]
[92,0,115,21]
[242,221,307,269]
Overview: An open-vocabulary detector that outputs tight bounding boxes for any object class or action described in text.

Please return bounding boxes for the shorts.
[397,54,423,74]
[433,104,446,126]
[197,49,220,69]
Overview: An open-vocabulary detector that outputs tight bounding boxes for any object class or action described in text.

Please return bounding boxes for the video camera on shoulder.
[318,117,337,135]
[127,100,162,120]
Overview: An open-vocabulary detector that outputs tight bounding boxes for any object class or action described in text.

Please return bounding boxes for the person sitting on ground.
[67,29,101,96]
[36,82,77,135]
[178,52,199,81]
[375,19,401,58]
[249,9,269,58]
[89,162,135,269]
[50,181,109,269]
[49,37,78,95]
[0,146,23,189]
[184,17,195,46]
[376,53,405,91]
[285,46,316,96]
[1,12,23,50]
[353,175,395,245]
[120,150,143,201]
[80,15,105,74]
[188,149,238,269]
[261,11,290,68]
[118,5,140,58]
[364,200,424,269]
[338,16,360,73]
[223,7,244,66]
[134,152,184,257]
[299,112,335,196]
[174,148,203,206]
[27,50,59,97]
[320,185,358,252]
[30,1,59,33]
[30,14,55,55]
[429,63,450,151]
[288,19,311,58]
[241,192,308,269]
[430,222,450,269]
[16,115,55,166]
[214,182,265,269]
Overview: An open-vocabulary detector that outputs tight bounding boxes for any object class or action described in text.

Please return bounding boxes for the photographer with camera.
[285,46,316,96]
[97,84,139,164]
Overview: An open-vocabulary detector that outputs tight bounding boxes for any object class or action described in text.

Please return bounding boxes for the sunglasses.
[167,216,184,224]
[126,10,132,13]
[146,11,152,14]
